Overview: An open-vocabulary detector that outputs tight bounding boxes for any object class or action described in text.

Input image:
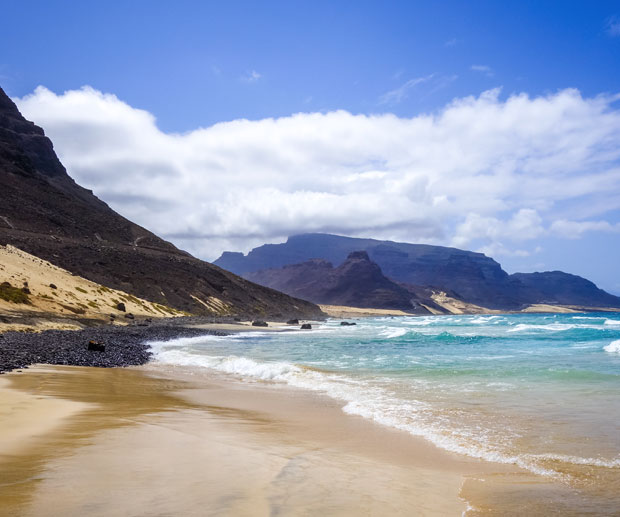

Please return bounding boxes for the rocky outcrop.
[0,86,323,320]
[247,251,431,313]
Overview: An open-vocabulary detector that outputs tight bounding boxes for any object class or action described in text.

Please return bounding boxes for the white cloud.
[379,74,434,105]
[606,15,620,37]
[14,86,620,260]
[470,64,494,77]
[550,219,620,239]
[241,70,261,83]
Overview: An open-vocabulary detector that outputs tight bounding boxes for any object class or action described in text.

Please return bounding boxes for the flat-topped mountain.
[0,86,323,320]
[216,233,620,311]
[247,251,432,313]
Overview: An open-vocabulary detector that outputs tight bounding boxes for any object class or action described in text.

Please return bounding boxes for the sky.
[1,1,620,293]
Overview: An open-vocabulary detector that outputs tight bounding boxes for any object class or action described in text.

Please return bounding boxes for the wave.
[379,327,408,339]
[604,319,620,326]
[147,335,618,480]
[507,323,603,333]
[603,340,620,353]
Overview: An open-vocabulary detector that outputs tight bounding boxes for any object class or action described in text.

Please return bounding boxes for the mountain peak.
[346,250,370,261]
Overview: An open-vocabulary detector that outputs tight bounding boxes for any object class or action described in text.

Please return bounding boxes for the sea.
[148,312,620,513]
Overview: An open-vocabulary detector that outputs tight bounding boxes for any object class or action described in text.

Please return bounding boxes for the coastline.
[0,363,493,516]
[1,317,616,515]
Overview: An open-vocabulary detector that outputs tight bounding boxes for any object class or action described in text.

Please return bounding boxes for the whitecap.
[379,327,408,339]
[604,319,620,326]
[603,340,620,353]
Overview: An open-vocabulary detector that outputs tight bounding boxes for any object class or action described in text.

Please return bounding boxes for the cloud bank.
[15,86,620,261]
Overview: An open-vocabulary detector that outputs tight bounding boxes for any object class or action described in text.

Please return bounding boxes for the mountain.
[247,251,432,313]
[0,86,323,320]
[215,233,620,311]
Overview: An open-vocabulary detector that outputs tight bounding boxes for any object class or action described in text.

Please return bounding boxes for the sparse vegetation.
[0,281,31,304]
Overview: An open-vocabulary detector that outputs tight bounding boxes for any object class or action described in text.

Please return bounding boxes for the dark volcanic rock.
[300,323,312,329]
[340,321,356,326]
[251,320,268,327]
[88,340,105,352]
[0,86,323,320]
[247,250,430,313]
[116,302,126,312]
[286,319,299,325]
[0,325,225,374]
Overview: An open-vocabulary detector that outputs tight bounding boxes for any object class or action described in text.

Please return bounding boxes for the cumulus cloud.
[14,86,620,260]
[550,219,620,239]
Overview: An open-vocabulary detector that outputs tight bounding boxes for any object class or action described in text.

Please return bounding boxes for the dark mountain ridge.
[247,251,432,313]
[215,233,620,310]
[0,86,323,320]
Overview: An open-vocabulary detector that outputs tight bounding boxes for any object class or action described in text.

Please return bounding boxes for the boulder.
[116,302,126,312]
[340,321,356,326]
[124,313,135,320]
[87,340,105,352]
[287,318,299,325]
[300,323,312,330]
[252,320,268,327]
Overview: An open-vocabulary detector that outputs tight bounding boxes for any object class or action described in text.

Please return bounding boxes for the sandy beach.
[0,362,529,516]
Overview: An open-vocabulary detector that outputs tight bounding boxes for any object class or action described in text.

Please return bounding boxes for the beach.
[1,363,495,516]
[2,314,620,515]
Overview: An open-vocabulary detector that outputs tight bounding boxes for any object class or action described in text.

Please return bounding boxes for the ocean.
[148,313,620,512]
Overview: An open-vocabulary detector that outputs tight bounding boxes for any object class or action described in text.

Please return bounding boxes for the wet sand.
[0,364,593,516]
[0,364,504,516]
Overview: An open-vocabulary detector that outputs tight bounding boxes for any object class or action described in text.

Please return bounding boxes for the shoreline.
[0,363,516,516]
[1,318,614,515]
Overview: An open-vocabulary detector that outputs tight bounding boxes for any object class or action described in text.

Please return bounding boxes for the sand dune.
[0,245,185,332]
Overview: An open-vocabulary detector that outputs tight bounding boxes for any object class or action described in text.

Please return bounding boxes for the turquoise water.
[149,313,620,484]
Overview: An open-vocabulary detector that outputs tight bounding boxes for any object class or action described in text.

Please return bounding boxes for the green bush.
[0,282,31,304]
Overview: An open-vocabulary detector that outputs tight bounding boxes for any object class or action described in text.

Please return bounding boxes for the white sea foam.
[507,323,604,333]
[604,319,620,326]
[147,334,618,480]
[379,327,408,339]
[603,340,620,353]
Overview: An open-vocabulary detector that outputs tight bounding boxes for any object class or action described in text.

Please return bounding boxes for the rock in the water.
[116,302,126,312]
[87,340,105,352]
[252,320,268,327]
[340,321,356,326]
[287,318,299,325]
[300,323,312,330]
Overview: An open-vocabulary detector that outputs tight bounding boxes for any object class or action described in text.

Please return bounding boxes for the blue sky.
[2,1,620,293]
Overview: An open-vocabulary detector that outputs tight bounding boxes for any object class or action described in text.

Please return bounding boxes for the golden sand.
[0,364,520,516]
[0,244,184,332]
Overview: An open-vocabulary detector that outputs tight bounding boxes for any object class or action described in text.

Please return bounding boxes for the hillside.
[216,233,620,311]
[0,86,323,320]
[247,251,433,313]
[0,244,185,332]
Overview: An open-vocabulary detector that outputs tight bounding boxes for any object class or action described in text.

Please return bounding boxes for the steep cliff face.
[216,233,620,310]
[511,271,620,308]
[0,86,324,319]
[247,251,430,312]
[216,233,521,309]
